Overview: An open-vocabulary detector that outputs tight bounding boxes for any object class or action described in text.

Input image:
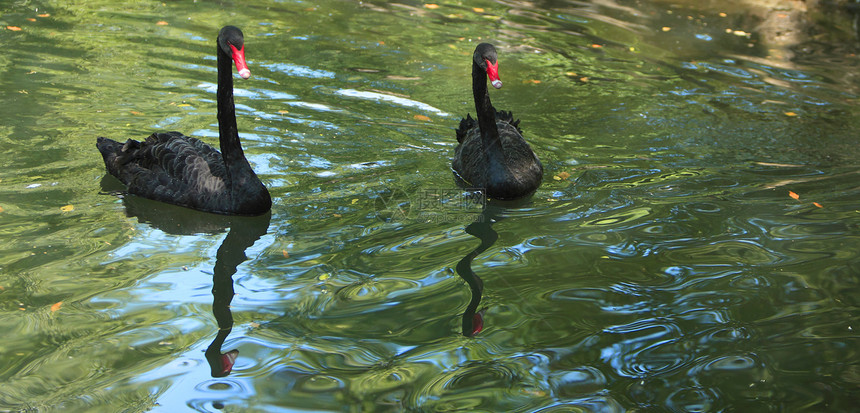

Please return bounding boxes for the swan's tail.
[96,136,141,178]
[456,114,477,143]
[496,110,522,133]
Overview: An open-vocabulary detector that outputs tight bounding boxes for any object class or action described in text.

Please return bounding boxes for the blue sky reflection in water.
[0,0,858,411]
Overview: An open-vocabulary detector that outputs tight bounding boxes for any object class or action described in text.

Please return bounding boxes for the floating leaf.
[319,273,330,281]
[662,27,671,32]
[788,191,800,200]
[413,114,431,121]
[333,213,342,218]
[51,302,63,312]
[591,44,603,48]
[813,202,823,208]
[38,13,50,17]
[6,26,22,31]
[26,18,36,22]
[784,111,797,117]
[130,110,143,115]
[156,21,169,26]
[60,204,74,212]
[473,7,485,12]
[0,206,4,213]
[351,199,358,205]
[282,249,290,258]
[424,4,439,9]
[524,79,541,84]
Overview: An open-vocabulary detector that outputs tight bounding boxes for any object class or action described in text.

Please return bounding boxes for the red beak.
[485,59,502,89]
[229,44,251,79]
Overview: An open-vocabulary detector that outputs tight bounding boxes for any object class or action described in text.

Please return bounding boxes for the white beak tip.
[238,68,251,79]
[491,80,503,89]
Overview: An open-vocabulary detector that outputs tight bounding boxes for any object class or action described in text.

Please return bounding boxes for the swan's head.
[218,26,251,79]
[474,43,502,89]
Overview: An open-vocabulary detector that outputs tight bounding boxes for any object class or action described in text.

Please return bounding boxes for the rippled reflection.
[111,181,271,378]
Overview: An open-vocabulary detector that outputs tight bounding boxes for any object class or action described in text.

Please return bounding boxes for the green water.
[1,0,858,411]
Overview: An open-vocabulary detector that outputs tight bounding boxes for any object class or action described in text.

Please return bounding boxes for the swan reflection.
[108,183,271,377]
[455,203,504,337]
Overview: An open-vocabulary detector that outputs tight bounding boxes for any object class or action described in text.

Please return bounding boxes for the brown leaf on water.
[788,191,800,200]
[60,204,74,212]
[413,114,431,122]
[51,302,62,312]
[6,26,22,31]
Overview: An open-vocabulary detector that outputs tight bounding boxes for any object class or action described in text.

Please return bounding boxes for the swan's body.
[453,43,543,200]
[96,26,270,216]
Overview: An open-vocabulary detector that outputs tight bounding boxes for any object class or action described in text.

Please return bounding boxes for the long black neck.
[216,41,247,167]
[472,61,504,156]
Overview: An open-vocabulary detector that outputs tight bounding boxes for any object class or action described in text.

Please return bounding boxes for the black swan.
[453,43,543,200]
[96,25,271,216]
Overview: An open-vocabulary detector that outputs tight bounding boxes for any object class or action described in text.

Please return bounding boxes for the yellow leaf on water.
[473,7,485,12]
[813,202,823,208]
[784,111,797,117]
[413,114,431,121]
[333,213,342,218]
[319,273,330,281]
[788,191,800,200]
[26,18,36,22]
[130,110,143,115]
[424,4,439,9]
[51,302,62,312]
[351,199,358,205]
[60,204,74,212]
[38,13,50,18]
[176,103,191,107]
[662,27,671,32]
[0,206,4,213]
[6,26,22,31]
[156,21,169,26]
[282,249,290,258]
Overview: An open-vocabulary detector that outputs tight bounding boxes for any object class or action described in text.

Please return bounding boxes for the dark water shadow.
[102,176,271,377]
[456,198,532,337]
